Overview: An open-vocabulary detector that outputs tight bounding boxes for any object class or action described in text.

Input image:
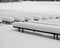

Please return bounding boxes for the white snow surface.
[0,2,60,17]
[0,24,60,48]
[0,2,60,48]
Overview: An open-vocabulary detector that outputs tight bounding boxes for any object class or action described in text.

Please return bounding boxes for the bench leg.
[6,22,9,24]
[8,22,10,24]
[53,34,59,40]
[53,34,55,39]
[6,22,7,24]
[22,28,24,33]
[56,35,58,40]
[18,28,20,32]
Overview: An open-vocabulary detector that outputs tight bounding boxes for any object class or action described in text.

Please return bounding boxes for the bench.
[13,22,60,40]
[0,16,14,24]
[13,16,25,22]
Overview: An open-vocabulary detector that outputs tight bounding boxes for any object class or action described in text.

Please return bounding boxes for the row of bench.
[0,16,60,40]
[0,16,60,24]
[0,16,25,24]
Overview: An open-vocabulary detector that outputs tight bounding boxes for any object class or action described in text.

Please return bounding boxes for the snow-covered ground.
[0,24,60,48]
[0,2,60,17]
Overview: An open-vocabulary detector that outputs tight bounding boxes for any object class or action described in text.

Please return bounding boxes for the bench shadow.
[24,31,53,39]
[13,29,60,41]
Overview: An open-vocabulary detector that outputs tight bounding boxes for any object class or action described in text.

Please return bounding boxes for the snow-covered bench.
[13,16,25,22]
[13,16,34,22]
[33,16,58,21]
[24,17,34,22]
[33,16,50,21]
[12,15,58,22]
[0,16,14,24]
[13,22,60,40]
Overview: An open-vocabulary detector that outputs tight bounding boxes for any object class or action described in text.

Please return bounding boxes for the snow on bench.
[13,16,34,22]
[33,16,58,21]
[24,17,34,21]
[28,19,60,26]
[13,16,25,22]
[33,16,50,21]
[0,16,14,24]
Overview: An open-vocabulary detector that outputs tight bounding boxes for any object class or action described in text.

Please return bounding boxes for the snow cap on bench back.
[33,16,50,21]
[3,17,14,22]
[25,16,34,21]
[0,16,14,22]
[13,16,25,22]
